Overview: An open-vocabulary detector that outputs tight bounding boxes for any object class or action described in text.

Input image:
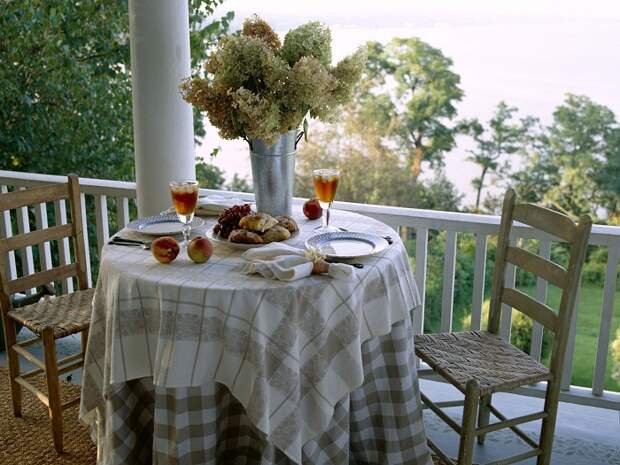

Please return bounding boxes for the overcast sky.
[202,1,620,205]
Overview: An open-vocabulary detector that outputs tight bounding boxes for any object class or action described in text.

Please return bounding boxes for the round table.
[80,209,432,465]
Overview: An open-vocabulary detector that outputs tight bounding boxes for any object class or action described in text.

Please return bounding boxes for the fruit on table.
[151,236,180,263]
[188,236,213,263]
[303,198,322,220]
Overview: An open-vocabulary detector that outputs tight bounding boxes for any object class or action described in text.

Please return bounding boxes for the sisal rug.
[0,367,96,465]
[0,367,445,465]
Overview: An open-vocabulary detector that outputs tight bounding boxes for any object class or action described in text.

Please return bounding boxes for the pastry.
[262,225,291,243]
[229,229,264,244]
[275,215,298,234]
[239,212,278,233]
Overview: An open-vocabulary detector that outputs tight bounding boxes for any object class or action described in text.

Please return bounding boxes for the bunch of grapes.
[213,204,252,238]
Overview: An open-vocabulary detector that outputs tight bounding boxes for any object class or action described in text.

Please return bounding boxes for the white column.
[129,0,195,217]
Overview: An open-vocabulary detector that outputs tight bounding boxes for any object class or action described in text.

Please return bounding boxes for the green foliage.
[0,0,233,178]
[227,173,253,193]
[459,102,533,210]
[510,94,620,220]
[613,327,620,382]
[354,38,463,181]
[181,16,365,144]
[195,160,225,188]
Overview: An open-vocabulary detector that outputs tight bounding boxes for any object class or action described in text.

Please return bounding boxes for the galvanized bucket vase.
[249,130,303,217]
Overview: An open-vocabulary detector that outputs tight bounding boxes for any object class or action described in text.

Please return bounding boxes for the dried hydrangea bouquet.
[181,16,365,216]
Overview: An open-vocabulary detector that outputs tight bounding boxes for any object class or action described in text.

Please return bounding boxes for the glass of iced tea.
[313,168,340,232]
[169,180,199,245]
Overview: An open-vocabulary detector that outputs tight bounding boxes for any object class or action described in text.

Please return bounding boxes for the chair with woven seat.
[415,189,592,465]
[0,175,92,453]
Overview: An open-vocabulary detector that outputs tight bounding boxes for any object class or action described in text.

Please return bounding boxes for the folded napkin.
[162,195,254,217]
[241,243,354,281]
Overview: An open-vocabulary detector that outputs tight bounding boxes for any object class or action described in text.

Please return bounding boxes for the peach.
[187,236,213,263]
[151,236,180,263]
[303,198,322,220]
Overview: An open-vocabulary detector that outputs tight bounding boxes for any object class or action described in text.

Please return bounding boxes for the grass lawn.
[521,284,620,392]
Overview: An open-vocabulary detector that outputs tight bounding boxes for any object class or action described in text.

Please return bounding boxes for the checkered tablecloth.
[80,210,430,464]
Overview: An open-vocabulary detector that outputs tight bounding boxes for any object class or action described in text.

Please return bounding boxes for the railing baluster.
[531,239,551,361]
[471,234,488,330]
[500,236,517,340]
[33,202,53,271]
[80,193,93,288]
[592,245,620,396]
[94,195,110,255]
[16,188,35,293]
[116,196,130,230]
[561,284,581,391]
[54,199,74,294]
[414,227,428,335]
[441,230,457,332]
[0,185,18,280]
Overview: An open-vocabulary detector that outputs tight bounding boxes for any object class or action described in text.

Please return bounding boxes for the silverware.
[327,259,364,269]
[111,236,151,246]
[337,227,393,245]
[108,239,151,250]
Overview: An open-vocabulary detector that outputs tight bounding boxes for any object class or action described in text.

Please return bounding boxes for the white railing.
[1,169,619,411]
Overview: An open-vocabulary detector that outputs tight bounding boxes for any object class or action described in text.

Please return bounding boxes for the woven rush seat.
[8,288,94,339]
[415,330,552,396]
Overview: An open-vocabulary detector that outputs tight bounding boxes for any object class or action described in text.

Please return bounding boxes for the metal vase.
[249,130,302,217]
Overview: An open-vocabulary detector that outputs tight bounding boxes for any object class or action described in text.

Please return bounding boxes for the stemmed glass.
[313,168,340,232]
[169,180,199,246]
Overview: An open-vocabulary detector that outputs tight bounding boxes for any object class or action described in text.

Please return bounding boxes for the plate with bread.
[207,204,299,250]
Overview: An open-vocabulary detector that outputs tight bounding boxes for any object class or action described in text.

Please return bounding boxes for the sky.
[198,0,620,205]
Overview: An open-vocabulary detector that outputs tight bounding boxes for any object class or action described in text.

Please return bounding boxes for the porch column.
[129,0,195,217]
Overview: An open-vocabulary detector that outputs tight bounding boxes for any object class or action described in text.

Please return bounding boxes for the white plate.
[126,214,205,236]
[305,232,389,259]
[206,228,298,250]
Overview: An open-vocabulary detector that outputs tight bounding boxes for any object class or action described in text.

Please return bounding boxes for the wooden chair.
[415,189,592,465]
[0,175,93,453]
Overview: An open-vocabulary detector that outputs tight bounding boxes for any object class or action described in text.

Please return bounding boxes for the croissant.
[239,212,278,233]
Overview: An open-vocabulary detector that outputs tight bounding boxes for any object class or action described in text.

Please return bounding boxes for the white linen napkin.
[241,243,354,281]
[162,195,254,216]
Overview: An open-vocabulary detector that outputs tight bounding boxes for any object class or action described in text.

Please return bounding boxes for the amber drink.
[313,169,340,232]
[169,180,199,245]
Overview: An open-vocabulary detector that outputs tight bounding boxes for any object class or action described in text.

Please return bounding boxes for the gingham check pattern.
[80,210,427,463]
[97,318,431,465]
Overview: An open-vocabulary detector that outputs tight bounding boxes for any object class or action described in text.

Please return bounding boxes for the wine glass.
[169,180,199,245]
[313,168,340,232]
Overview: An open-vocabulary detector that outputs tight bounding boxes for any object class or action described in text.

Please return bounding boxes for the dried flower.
[181,16,366,145]
[242,15,281,51]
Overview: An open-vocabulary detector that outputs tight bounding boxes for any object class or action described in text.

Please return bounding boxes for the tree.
[510,94,619,220]
[195,159,225,189]
[227,173,253,193]
[0,1,233,180]
[460,102,533,210]
[352,38,463,181]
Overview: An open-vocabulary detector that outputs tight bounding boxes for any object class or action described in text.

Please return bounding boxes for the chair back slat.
[0,175,88,313]
[505,247,567,289]
[0,184,68,212]
[0,224,74,253]
[502,288,559,332]
[512,204,576,242]
[8,263,79,295]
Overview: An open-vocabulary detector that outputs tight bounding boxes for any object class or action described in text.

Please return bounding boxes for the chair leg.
[477,393,492,445]
[42,329,63,454]
[2,315,22,417]
[81,329,88,359]
[458,380,480,465]
[537,380,560,465]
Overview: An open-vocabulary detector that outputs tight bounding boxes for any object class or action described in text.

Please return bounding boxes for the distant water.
[198,16,620,206]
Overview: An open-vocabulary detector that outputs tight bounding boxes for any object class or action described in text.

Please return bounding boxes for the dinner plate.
[305,232,389,259]
[126,214,205,236]
[206,229,298,250]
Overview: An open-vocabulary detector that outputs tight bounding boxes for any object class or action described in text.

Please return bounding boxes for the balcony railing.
[1,169,619,412]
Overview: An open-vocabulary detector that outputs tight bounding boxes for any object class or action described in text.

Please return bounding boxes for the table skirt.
[93,317,432,465]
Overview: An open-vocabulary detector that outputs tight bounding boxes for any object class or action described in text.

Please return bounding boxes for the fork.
[337,227,394,245]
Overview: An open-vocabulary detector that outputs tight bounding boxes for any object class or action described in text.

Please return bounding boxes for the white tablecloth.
[80,210,423,463]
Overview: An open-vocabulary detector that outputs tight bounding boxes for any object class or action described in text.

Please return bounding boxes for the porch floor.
[1,331,619,464]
